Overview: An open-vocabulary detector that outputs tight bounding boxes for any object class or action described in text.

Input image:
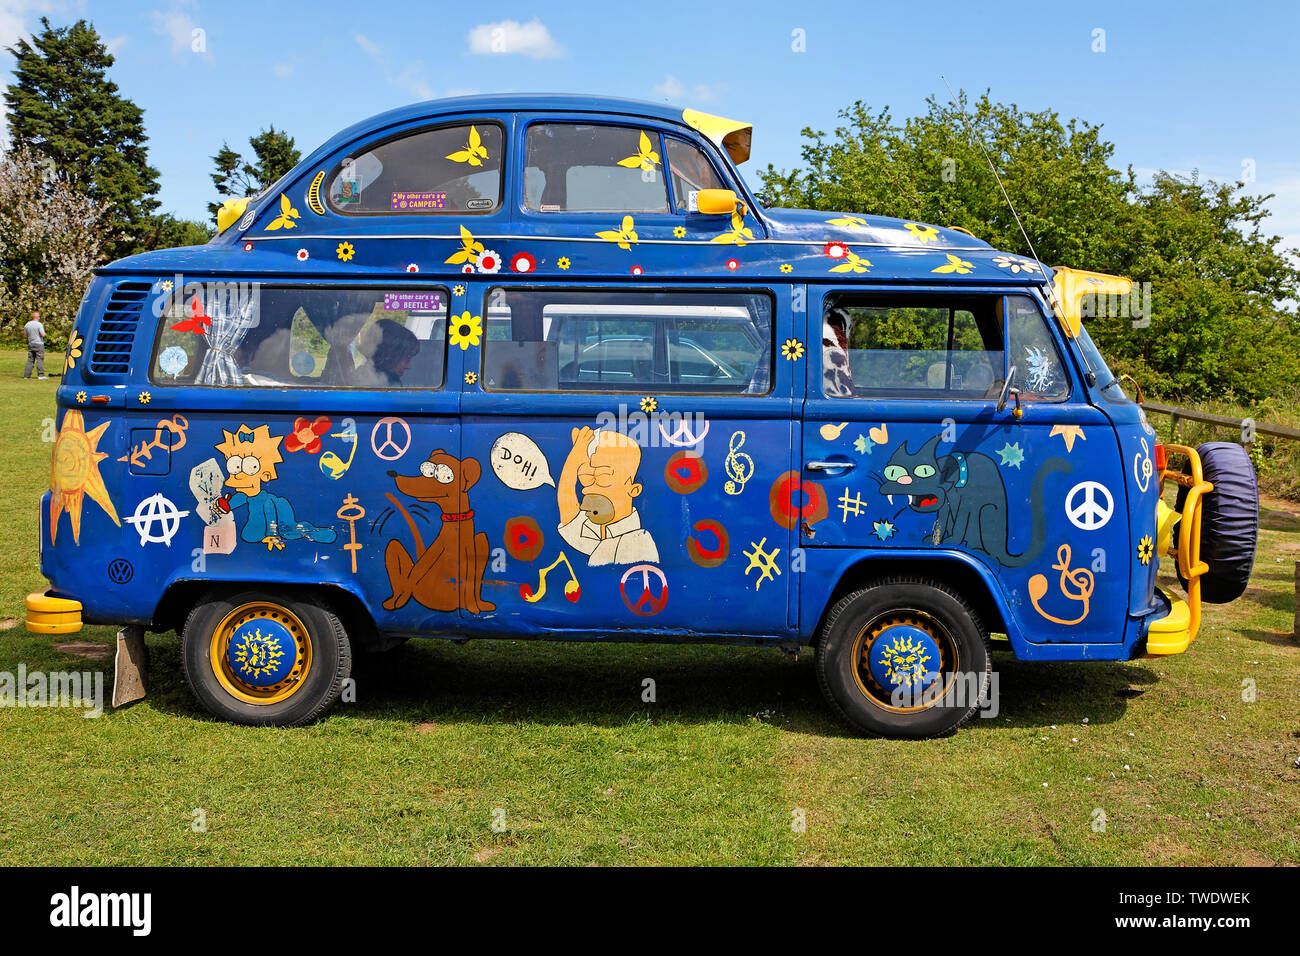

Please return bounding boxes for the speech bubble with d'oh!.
[490,432,556,490]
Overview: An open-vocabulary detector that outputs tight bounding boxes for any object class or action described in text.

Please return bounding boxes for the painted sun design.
[879,635,933,689]
[232,628,285,681]
[49,409,121,545]
[781,338,805,361]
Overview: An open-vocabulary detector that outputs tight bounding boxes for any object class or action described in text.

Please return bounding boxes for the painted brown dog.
[381,450,495,614]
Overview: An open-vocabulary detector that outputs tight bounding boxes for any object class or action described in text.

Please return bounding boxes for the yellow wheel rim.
[209,601,312,705]
[849,609,959,713]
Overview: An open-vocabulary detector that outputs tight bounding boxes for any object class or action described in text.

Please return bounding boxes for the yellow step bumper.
[25,590,83,635]
[1145,588,1193,655]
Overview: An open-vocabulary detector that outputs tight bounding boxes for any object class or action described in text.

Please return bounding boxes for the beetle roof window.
[328,123,502,215]
[525,124,670,213]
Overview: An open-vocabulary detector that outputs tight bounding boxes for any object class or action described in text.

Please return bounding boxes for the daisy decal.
[673,226,686,239]
[711,211,754,246]
[830,250,872,274]
[825,214,867,228]
[446,125,489,167]
[296,248,309,262]
[631,265,644,275]
[75,391,87,405]
[640,396,658,414]
[476,249,501,273]
[453,284,466,296]
[617,131,661,172]
[464,371,478,385]
[595,215,638,250]
[445,225,485,267]
[138,391,151,405]
[406,263,419,273]
[159,280,174,293]
[285,416,331,455]
[932,253,974,275]
[823,241,849,259]
[64,331,83,373]
[781,338,805,361]
[1137,535,1154,565]
[265,193,300,231]
[992,254,1041,275]
[511,251,536,273]
[557,257,571,270]
[336,242,355,262]
[904,223,939,243]
[727,259,740,271]
[461,264,475,274]
[780,263,793,273]
[449,311,483,350]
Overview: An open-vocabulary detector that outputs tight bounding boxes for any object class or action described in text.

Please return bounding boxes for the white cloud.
[354,33,434,101]
[467,18,563,59]
[105,35,129,56]
[653,74,722,103]
[271,61,292,78]
[150,5,210,60]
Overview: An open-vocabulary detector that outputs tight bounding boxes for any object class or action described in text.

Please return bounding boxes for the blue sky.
[2,0,1298,253]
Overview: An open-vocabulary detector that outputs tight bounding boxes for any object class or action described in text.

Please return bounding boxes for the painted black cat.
[876,434,1071,567]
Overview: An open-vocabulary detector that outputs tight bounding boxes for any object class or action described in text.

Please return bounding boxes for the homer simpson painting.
[557,427,658,566]
[214,424,337,550]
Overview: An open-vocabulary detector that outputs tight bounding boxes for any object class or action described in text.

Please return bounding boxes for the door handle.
[806,460,856,472]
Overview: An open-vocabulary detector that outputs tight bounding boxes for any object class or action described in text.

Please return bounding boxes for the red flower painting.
[285,416,331,454]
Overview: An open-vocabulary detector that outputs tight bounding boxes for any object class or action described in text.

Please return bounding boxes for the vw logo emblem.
[1065,481,1114,531]
[370,417,411,461]
[107,558,134,584]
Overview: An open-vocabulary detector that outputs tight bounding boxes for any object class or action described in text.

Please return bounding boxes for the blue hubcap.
[867,623,941,695]
[226,617,298,688]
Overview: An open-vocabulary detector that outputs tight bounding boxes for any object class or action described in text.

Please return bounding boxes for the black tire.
[181,589,352,726]
[1174,442,1258,604]
[815,577,991,739]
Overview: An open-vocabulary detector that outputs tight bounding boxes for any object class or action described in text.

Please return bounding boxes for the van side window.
[822,294,1005,399]
[1006,294,1069,401]
[150,287,447,389]
[328,124,502,215]
[664,137,725,212]
[524,124,669,213]
[481,289,771,393]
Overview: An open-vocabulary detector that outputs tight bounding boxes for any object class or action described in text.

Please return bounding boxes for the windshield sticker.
[383,291,443,312]
[392,191,446,211]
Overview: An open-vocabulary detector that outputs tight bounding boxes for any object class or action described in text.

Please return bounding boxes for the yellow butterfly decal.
[446,125,489,167]
[616,131,661,172]
[932,253,974,275]
[825,215,867,228]
[710,211,754,246]
[829,250,872,274]
[868,424,888,445]
[595,215,638,250]
[445,225,485,265]
[264,193,299,231]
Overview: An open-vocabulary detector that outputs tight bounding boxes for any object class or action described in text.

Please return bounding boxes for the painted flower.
[446,125,489,167]
[449,311,483,350]
[445,225,485,266]
[75,391,87,404]
[285,416,331,454]
[159,280,174,293]
[336,242,355,262]
[711,211,754,246]
[296,248,309,262]
[464,371,478,385]
[243,242,254,252]
[673,226,686,239]
[453,284,466,296]
[461,264,475,274]
[138,391,151,405]
[511,251,536,273]
[617,130,661,172]
[823,241,848,259]
[932,253,974,275]
[782,338,805,361]
[476,249,501,273]
[825,214,867,228]
[904,222,940,243]
[779,263,793,273]
[557,257,571,270]
[406,262,420,273]
[726,258,739,271]
[265,193,300,231]
[830,250,872,274]
[640,396,658,413]
[64,331,83,373]
[1138,535,1154,565]
[992,254,1041,275]
[596,215,638,250]
[631,264,644,275]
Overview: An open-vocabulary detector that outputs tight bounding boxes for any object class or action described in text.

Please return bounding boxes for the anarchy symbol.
[125,493,190,547]
[370,417,411,461]
[619,563,668,617]
[1065,481,1113,531]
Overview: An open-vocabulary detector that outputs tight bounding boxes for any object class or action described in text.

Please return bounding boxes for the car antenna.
[939,75,1097,381]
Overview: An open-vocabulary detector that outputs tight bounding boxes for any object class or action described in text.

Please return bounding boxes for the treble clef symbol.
[1028,544,1094,626]
[1133,437,1153,493]
[724,430,754,496]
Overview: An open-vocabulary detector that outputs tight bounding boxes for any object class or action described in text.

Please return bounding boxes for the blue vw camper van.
[26,94,1258,738]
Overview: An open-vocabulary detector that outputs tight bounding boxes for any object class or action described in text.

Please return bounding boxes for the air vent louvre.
[88,281,152,376]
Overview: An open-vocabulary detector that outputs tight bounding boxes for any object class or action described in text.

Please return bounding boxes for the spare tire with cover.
[1174,441,1258,604]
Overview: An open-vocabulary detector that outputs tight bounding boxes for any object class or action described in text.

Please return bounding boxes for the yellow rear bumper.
[25,590,83,635]
[1145,588,1193,655]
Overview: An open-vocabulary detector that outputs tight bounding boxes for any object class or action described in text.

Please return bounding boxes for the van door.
[459,283,797,640]
[801,286,1130,646]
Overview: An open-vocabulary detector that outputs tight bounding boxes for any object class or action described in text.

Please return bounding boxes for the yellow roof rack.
[681,108,752,165]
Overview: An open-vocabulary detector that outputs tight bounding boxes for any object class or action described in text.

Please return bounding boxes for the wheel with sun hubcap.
[816,577,991,738]
[182,589,352,726]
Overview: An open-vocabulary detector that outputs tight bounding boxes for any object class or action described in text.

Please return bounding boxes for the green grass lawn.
[0,350,1297,865]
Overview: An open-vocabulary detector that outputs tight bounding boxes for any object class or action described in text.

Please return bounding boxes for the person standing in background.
[23,311,47,380]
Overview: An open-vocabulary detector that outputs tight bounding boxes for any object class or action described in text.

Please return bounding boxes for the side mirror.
[696,189,745,216]
[996,365,1018,413]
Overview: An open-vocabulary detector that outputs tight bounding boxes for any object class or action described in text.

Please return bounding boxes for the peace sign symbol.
[1065,481,1114,531]
[370,417,411,461]
[619,563,668,617]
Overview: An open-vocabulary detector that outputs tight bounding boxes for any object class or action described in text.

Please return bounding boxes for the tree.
[143,214,213,250]
[0,144,109,348]
[209,126,301,221]
[4,17,160,259]
[760,93,1300,403]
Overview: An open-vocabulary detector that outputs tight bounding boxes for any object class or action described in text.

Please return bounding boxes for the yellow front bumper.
[1145,587,1193,655]
[25,590,83,635]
